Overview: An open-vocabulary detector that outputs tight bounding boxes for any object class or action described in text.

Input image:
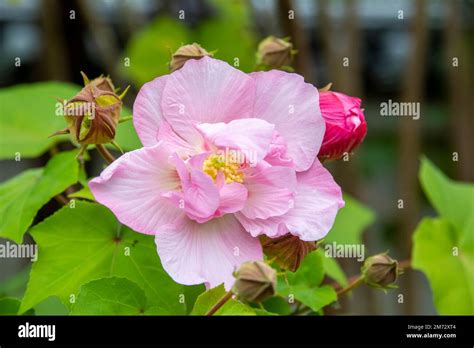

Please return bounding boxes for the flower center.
[202,154,244,184]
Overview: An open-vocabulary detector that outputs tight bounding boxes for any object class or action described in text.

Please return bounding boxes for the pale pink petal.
[165,153,220,224]
[217,183,248,215]
[264,131,294,168]
[235,213,286,238]
[132,76,168,147]
[157,121,199,157]
[237,159,344,241]
[281,159,344,241]
[182,169,220,223]
[240,166,297,219]
[155,215,263,289]
[197,118,275,165]
[251,70,325,171]
[161,57,255,146]
[188,152,211,170]
[89,143,183,234]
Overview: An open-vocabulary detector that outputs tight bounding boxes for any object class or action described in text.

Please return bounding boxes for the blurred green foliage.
[412,158,474,315]
[325,195,375,245]
[122,0,256,87]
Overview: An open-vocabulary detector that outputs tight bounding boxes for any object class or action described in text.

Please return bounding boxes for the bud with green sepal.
[256,36,296,71]
[50,72,130,159]
[361,253,403,290]
[232,260,277,303]
[169,43,213,72]
[260,234,316,272]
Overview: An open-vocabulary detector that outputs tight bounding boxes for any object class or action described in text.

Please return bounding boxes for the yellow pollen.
[202,154,244,184]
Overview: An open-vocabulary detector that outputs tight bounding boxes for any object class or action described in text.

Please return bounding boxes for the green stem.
[206,291,233,316]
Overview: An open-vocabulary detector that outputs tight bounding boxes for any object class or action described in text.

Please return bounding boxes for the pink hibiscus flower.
[89,57,344,289]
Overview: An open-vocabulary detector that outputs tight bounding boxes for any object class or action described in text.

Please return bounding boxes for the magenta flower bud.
[318,91,367,161]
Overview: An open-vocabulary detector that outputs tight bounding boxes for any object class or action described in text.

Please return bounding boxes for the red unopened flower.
[318,91,367,160]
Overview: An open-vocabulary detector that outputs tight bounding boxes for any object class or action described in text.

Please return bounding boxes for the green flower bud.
[232,261,277,303]
[170,43,213,72]
[257,36,294,69]
[361,253,402,290]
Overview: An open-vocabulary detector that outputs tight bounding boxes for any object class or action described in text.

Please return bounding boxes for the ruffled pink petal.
[235,213,286,238]
[237,159,344,241]
[217,183,248,215]
[161,57,256,147]
[155,215,263,289]
[165,154,220,224]
[264,131,294,168]
[182,169,220,223]
[240,166,297,220]
[196,118,275,165]
[89,143,183,234]
[133,76,168,147]
[251,70,325,171]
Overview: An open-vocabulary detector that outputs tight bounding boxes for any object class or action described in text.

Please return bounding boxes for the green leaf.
[34,296,69,316]
[0,82,79,159]
[0,150,79,243]
[71,277,160,315]
[413,158,474,315]
[253,308,278,316]
[412,218,474,315]
[278,284,337,312]
[20,201,185,314]
[287,250,324,287]
[197,0,256,72]
[419,157,474,235]
[325,194,375,245]
[183,284,206,314]
[68,185,94,201]
[122,17,189,86]
[109,106,142,151]
[262,296,292,315]
[318,249,348,287]
[191,284,255,315]
[0,298,21,315]
[277,251,337,312]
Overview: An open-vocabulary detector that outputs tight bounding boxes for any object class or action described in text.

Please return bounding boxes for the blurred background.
[0,0,473,315]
